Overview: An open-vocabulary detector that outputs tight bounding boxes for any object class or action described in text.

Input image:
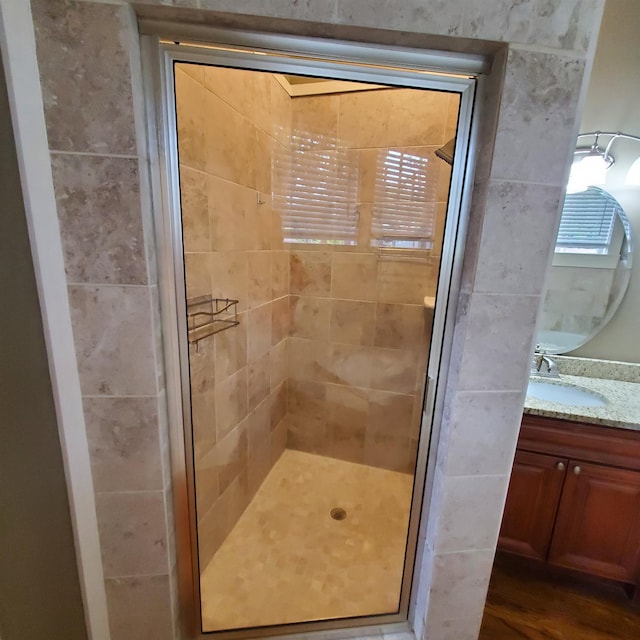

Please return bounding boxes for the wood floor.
[479,553,640,640]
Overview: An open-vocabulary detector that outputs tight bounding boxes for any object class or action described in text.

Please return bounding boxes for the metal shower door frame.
[140,25,481,640]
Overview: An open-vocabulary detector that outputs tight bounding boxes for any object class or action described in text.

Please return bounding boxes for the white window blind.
[556,187,619,255]
[273,132,358,245]
[371,149,438,249]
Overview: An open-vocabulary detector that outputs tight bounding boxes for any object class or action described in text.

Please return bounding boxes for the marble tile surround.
[28,1,604,640]
[281,90,451,471]
[175,63,291,570]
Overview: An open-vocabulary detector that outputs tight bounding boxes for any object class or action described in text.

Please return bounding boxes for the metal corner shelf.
[186,296,239,348]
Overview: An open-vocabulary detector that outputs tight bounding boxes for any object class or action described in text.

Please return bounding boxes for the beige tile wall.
[31,1,178,637]
[282,90,458,472]
[540,264,615,337]
[175,63,290,569]
[180,77,457,488]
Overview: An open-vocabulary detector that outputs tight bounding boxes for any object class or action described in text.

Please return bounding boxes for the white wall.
[572,0,640,363]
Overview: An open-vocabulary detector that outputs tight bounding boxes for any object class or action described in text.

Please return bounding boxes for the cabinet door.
[549,462,640,583]
[498,450,567,560]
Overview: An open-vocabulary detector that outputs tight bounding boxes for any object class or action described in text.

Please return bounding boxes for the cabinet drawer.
[519,415,640,471]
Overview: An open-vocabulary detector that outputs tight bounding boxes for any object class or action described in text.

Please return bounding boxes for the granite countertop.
[523,356,640,432]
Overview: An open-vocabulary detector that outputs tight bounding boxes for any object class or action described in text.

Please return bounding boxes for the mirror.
[537,187,633,354]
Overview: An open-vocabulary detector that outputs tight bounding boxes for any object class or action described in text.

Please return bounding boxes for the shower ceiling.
[276,73,385,97]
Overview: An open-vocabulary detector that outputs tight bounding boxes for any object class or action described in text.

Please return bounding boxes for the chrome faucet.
[532,346,560,378]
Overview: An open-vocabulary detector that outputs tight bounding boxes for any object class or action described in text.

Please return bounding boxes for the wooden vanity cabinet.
[499,450,567,560]
[548,461,640,585]
[498,415,640,601]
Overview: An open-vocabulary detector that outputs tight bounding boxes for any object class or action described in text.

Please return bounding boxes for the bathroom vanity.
[497,185,640,602]
[498,363,640,603]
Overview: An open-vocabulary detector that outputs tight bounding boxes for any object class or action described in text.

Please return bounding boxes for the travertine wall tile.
[180,165,210,252]
[336,0,463,38]
[271,251,289,298]
[270,381,287,431]
[374,303,425,349]
[286,89,438,475]
[105,575,173,640]
[248,251,272,307]
[85,397,163,492]
[31,0,136,154]
[203,65,271,135]
[96,491,168,577]
[368,391,415,438]
[214,368,248,441]
[423,549,495,639]
[214,314,247,379]
[271,296,290,345]
[473,182,563,295]
[68,285,156,396]
[269,339,288,390]
[365,430,416,474]
[463,0,602,53]
[331,253,378,301]
[198,0,339,22]
[329,300,376,346]
[184,252,212,298]
[432,472,510,553]
[215,421,248,493]
[292,95,339,146]
[290,295,331,340]
[51,154,147,285]
[247,303,272,362]
[176,64,291,570]
[288,337,329,382]
[491,48,586,185]
[195,447,220,518]
[290,251,332,296]
[205,91,258,189]
[326,384,368,463]
[279,82,456,395]
[338,89,450,148]
[175,69,207,171]
[371,347,420,395]
[439,390,525,477]
[270,77,293,147]
[377,260,437,304]
[455,293,540,392]
[248,352,270,411]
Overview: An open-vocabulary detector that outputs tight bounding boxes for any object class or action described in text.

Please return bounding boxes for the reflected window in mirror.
[556,187,622,256]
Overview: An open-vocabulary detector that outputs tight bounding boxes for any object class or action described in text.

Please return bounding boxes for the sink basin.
[527,380,607,407]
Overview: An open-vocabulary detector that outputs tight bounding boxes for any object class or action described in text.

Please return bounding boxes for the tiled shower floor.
[200,449,414,631]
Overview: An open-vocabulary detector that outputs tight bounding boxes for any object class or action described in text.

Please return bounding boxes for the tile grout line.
[50,149,138,160]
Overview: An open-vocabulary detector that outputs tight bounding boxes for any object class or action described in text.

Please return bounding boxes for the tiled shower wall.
[27,0,603,638]
[178,73,458,483]
[540,264,616,338]
[284,90,458,472]
[175,63,291,568]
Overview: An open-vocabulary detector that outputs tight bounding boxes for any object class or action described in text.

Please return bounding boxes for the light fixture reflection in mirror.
[567,131,640,194]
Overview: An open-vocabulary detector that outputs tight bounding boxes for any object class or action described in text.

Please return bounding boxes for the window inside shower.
[169,54,466,636]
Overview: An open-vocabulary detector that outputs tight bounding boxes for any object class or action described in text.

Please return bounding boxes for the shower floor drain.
[330,507,347,521]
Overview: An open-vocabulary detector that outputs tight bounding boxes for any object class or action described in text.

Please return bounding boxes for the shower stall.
[149,32,477,638]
